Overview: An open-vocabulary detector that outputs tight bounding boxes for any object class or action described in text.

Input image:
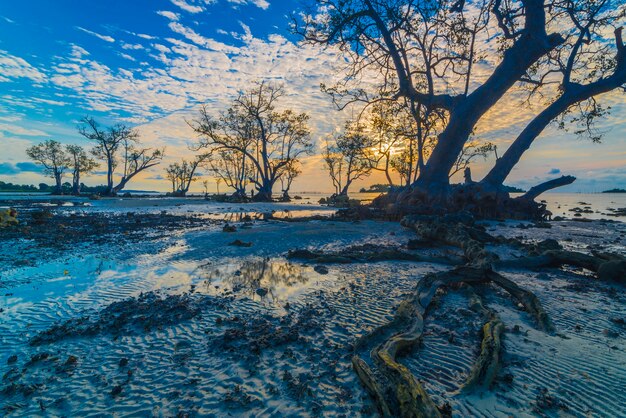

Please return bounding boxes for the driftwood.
[461,287,504,392]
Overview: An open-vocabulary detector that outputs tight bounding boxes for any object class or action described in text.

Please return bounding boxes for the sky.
[0,0,624,194]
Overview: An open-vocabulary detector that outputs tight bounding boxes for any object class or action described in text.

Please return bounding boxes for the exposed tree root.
[352,264,552,416]
[496,250,626,284]
[287,244,462,266]
[462,287,504,392]
[487,271,554,332]
[371,183,554,221]
[463,317,504,392]
[400,215,497,266]
[319,211,625,415]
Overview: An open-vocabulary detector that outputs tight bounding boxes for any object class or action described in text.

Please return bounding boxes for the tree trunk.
[414,31,563,193]
[520,175,576,201]
[112,177,129,195]
[253,183,273,201]
[53,173,63,195]
[482,78,626,188]
[340,181,352,197]
[72,173,81,196]
[106,157,115,196]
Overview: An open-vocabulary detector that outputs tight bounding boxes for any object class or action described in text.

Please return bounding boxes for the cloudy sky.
[0,0,624,193]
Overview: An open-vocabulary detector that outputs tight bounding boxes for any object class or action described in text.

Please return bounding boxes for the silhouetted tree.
[192,81,313,201]
[297,0,626,215]
[323,123,375,197]
[204,149,253,198]
[66,144,98,195]
[279,160,302,200]
[164,156,205,196]
[26,140,70,194]
[78,117,164,195]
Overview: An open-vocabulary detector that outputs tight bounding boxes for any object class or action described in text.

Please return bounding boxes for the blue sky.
[0,0,625,193]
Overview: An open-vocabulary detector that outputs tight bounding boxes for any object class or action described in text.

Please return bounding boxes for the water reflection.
[197,258,312,303]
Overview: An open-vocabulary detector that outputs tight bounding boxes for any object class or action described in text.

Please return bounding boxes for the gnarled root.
[353,266,552,416]
[287,244,462,266]
[496,250,626,284]
[401,215,497,266]
[487,271,554,332]
[462,317,504,392]
[462,286,504,392]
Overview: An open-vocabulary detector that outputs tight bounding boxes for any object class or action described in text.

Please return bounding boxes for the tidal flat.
[0,196,624,417]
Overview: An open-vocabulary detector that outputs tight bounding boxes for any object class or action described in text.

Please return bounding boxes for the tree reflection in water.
[199,258,310,302]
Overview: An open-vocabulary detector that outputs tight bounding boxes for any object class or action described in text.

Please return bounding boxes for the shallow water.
[0,216,423,416]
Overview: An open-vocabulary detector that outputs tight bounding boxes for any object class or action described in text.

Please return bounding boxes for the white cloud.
[167,22,238,53]
[227,0,270,10]
[153,44,172,54]
[170,0,204,13]
[156,10,180,21]
[0,123,49,137]
[76,26,115,43]
[0,50,46,83]
[137,33,157,40]
[70,45,90,58]
[121,42,143,50]
[119,53,137,61]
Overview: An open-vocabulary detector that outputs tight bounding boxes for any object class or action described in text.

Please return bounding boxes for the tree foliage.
[323,122,376,197]
[296,0,626,199]
[66,144,98,195]
[26,140,71,194]
[78,117,164,195]
[192,81,312,201]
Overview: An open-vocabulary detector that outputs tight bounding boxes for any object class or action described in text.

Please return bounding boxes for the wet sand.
[0,197,624,416]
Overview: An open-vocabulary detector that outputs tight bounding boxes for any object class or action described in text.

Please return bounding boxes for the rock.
[64,355,78,366]
[223,224,237,233]
[314,265,329,275]
[111,385,123,397]
[255,288,268,297]
[407,238,430,249]
[597,260,626,283]
[0,208,18,227]
[7,355,17,364]
[536,239,562,252]
[228,240,252,247]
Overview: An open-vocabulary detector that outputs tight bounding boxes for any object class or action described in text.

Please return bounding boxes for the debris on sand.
[30,292,226,345]
[228,239,253,247]
[314,265,329,274]
[212,304,324,361]
[288,243,460,265]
